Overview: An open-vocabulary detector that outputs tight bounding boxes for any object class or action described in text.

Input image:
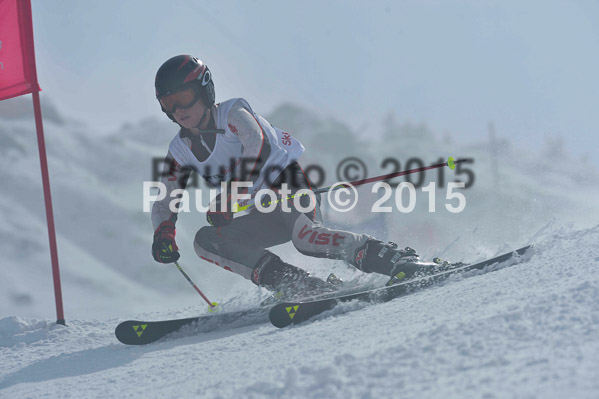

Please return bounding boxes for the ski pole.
[174,261,217,309]
[312,156,465,194]
[235,156,468,212]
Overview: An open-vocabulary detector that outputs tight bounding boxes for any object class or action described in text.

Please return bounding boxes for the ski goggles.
[158,87,201,114]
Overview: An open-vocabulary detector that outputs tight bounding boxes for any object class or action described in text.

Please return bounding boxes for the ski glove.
[152,220,180,263]
[206,193,234,227]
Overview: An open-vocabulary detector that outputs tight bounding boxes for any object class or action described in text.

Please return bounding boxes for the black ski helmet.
[155,55,215,113]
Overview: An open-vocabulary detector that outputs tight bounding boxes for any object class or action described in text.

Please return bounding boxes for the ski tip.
[269,302,302,328]
[115,320,154,345]
[515,244,534,257]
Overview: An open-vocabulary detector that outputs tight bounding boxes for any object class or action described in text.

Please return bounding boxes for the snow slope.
[1,225,598,398]
[1,96,599,397]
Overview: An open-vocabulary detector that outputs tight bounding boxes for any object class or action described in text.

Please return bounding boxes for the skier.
[151,55,426,298]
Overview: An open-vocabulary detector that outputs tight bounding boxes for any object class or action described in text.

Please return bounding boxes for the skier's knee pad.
[291,215,326,256]
[291,236,313,257]
[194,227,219,254]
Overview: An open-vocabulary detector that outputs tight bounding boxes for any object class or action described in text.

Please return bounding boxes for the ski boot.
[260,272,343,306]
[353,239,428,286]
[253,251,340,303]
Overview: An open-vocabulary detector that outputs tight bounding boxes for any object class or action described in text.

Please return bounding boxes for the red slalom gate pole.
[32,89,65,325]
[26,0,65,326]
[1,0,65,325]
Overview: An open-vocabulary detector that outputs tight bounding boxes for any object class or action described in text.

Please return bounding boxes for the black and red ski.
[115,307,269,345]
[269,245,533,328]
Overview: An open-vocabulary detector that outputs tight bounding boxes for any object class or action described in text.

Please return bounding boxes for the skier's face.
[172,96,207,129]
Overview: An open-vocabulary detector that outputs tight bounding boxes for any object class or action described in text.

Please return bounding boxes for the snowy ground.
[2,97,599,398]
[1,225,598,398]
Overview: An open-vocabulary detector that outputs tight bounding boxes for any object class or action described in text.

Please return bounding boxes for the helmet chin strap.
[195,107,210,130]
[181,105,224,134]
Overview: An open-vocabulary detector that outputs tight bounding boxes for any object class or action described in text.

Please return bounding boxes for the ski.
[269,245,533,328]
[115,307,269,345]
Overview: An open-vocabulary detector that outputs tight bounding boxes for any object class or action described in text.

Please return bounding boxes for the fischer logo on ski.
[132,324,148,337]
[286,305,299,319]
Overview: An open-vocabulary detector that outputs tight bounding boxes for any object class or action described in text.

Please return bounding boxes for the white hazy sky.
[28,0,599,165]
